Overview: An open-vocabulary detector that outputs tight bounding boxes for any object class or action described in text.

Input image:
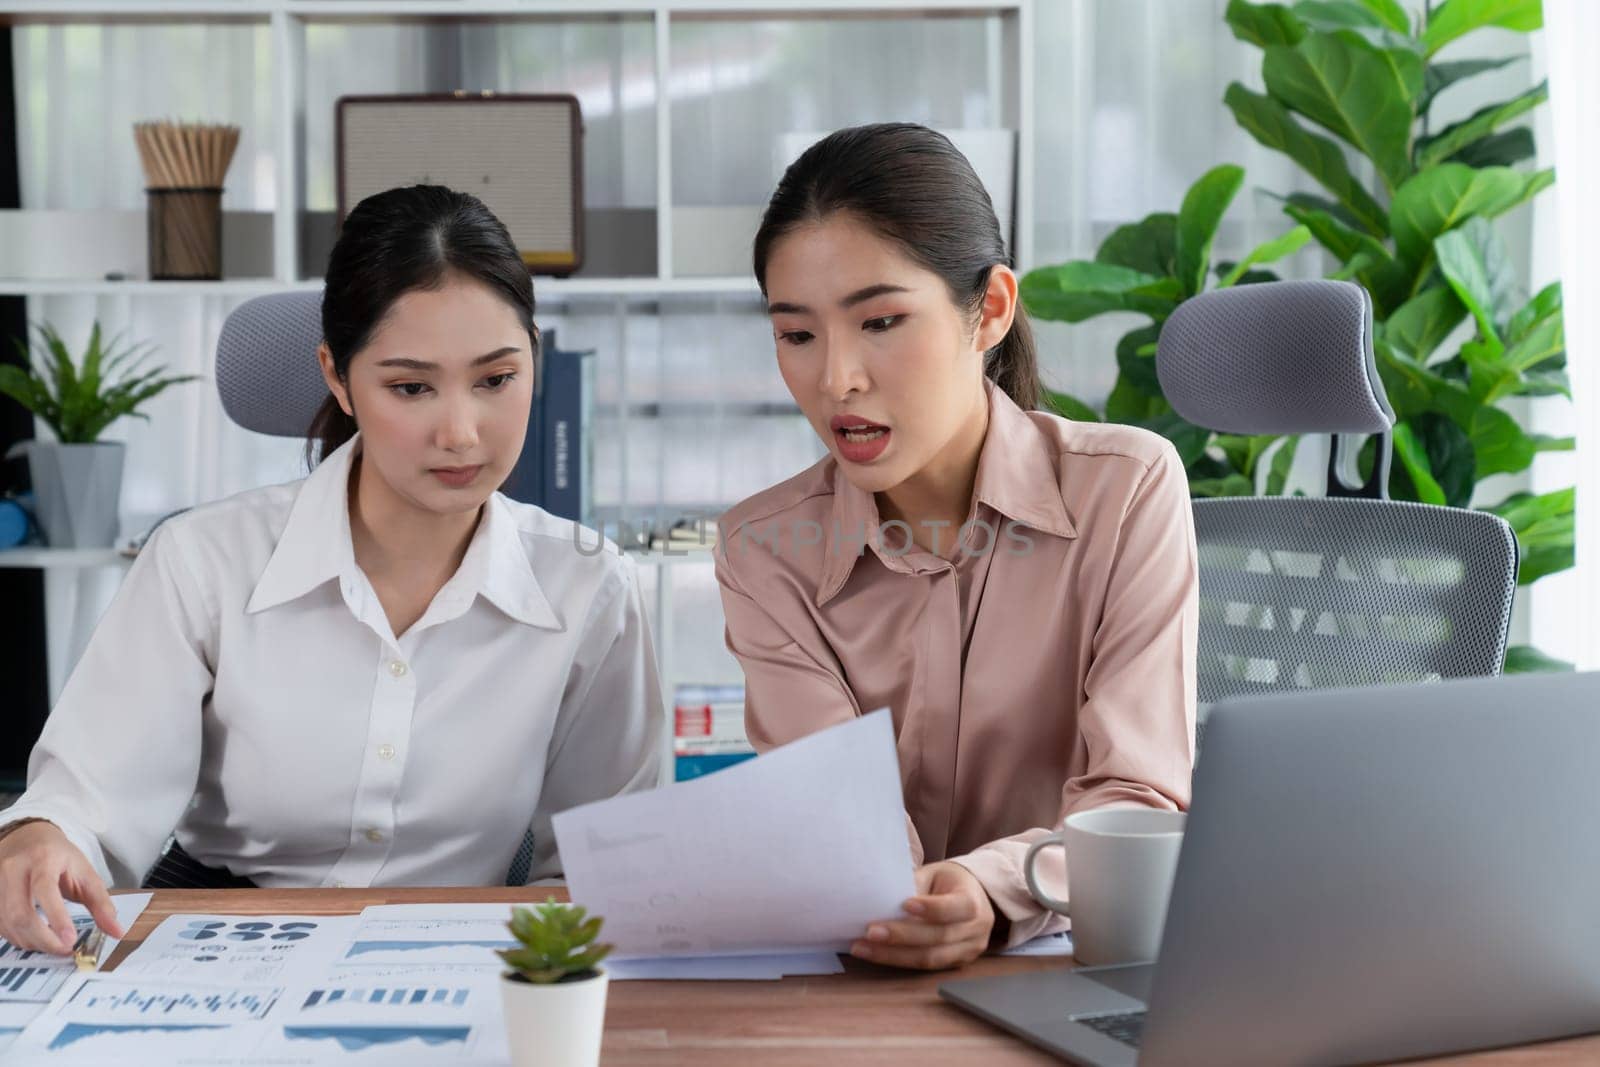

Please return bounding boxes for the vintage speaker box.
[336,93,584,274]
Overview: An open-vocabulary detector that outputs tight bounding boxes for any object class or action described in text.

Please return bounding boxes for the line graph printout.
[252,1020,506,1065]
[115,914,360,983]
[334,905,519,970]
[5,975,276,1064]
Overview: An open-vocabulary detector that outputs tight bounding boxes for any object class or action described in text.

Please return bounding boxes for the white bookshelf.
[0,0,1034,283]
[2,0,1036,734]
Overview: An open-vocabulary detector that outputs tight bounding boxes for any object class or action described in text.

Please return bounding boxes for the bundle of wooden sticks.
[134,121,240,278]
[133,120,240,189]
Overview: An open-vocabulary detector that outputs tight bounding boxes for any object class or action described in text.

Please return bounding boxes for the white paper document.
[11,911,510,1066]
[1001,930,1076,957]
[0,892,152,1003]
[114,914,360,983]
[0,891,152,1055]
[349,903,843,982]
[553,709,918,960]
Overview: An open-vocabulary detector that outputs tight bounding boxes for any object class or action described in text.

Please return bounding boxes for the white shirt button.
[365,828,384,843]
[388,660,408,677]
[377,744,397,761]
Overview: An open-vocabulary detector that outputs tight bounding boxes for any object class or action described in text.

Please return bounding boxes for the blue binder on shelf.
[500,329,593,527]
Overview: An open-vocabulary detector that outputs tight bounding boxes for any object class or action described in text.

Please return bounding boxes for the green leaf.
[1416,81,1547,169]
[1354,0,1411,33]
[1176,165,1246,296]
[1507,281,1560,344]
[1448,126,1536,169]
[1518,368,1571,398]
[1434,216,1518,342]
[1044,390,1101,422]
[1279,190,1372,235]
[1375,341,1476,425]
[1115,324,1164,397]
[1218,225,1311,287]
[5,321,193,444]
[1389,163,1551,266]
[1422,0,1542,58]
[1190,474,1256,497]
[1503,645,1575,673]
[1293,0,1421,51]
[1420,56,1518,115]
[1224,83,1390,235]
[1213,433,1281,479]
[1284,201,1379,262]
[1105,377,1163,423]
[1019,261,1176,323]
[1463,300,1564,404]
[1096,212,1178,277]
[1139,412,1211,466]
[1226,0,1306,47]
[1281,200,1409,310]
[1504,311,1563,376]
[1532,434,1575,453]
[1383,287,1467,363]
[1488,487,1575,585]
[1469,404,1537,477]
[1412,412,1476,506]
[1489,485,1573,531]
[1392,421,1447,504]
[1262,32,1423,191]
[1264,435,1301,495]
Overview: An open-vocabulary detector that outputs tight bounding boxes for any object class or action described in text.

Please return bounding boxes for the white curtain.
[1542,0,1600,669]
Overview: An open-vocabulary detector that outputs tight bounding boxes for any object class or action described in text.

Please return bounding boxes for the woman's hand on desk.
[0,820,125,955]
[849,860,995,971]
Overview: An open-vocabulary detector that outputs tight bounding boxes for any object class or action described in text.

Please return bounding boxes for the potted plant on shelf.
[497,899,613,1067]
[0,321,195,549]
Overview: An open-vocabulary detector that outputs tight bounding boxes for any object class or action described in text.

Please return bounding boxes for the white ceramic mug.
[1023,807,1187,966]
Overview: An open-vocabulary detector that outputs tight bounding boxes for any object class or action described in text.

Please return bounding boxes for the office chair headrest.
[216,290,328,438]
[1155,279,1395,435]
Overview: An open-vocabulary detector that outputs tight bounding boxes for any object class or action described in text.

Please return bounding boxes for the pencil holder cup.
[148,187,223,280]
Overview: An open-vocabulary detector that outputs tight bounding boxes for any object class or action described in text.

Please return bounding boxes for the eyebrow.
[767,283,912,316]
[373,347,522,371]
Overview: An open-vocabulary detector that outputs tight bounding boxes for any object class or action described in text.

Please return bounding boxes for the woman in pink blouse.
[715,123,1198,970]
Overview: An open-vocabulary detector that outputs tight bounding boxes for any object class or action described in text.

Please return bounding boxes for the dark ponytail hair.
[752,123,1040,410]
[307,184,538,465]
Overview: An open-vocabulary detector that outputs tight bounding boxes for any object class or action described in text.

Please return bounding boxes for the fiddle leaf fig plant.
[1020,162,1311,500]
[1022,0,1572,671]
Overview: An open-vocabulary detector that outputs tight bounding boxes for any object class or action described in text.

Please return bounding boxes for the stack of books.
[672,684,755,781]
[500,328,593,526]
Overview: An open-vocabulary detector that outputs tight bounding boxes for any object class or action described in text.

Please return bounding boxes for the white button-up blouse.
[1,437,664,888]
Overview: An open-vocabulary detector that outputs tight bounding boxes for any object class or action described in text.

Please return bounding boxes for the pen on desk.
[73,926,106,972]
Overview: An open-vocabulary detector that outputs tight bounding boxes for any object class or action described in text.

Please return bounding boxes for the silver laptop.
[941,672,1600,1066]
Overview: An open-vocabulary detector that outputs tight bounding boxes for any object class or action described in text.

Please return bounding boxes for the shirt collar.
[246,435,562,631]
[815,381,1077,607]
[246,435,361,614]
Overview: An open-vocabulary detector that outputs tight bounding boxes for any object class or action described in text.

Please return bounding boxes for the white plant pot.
[500,968,608,1067]
[5,441,125,548]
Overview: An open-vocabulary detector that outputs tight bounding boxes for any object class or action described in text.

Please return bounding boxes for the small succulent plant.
[498,900,613,984]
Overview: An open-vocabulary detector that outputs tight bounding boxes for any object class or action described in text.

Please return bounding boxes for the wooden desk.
[104,888,1600,1066]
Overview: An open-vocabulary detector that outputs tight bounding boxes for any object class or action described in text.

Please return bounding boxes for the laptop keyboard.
[1078,1011,1147,1048]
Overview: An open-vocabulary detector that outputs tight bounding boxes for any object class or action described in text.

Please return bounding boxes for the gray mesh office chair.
[1156,279,1518,716]
[144,291,538,888]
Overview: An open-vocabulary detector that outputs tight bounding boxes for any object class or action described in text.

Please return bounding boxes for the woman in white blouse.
[0,185,663,954]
